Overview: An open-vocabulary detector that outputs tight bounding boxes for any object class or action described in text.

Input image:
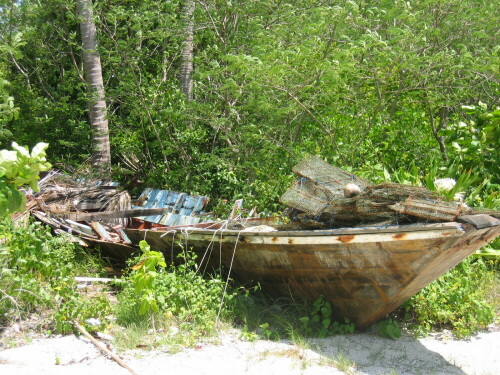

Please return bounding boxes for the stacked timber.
[280,156,491,229]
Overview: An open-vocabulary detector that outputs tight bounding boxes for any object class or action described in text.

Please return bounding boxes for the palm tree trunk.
[76,0,111,172]
[179,0,195,101]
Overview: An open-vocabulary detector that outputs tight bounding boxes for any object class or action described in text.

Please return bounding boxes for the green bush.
[0,219,111,333]
[116,243,235,336]
[402,258,495,338]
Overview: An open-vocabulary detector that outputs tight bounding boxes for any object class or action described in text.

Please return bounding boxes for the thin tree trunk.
[179,0,195,101]
[76,0,111,172]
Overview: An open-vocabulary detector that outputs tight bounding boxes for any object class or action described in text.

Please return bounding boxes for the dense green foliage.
[0,141,108,334]
[0,219,111,334]
[298,296,355,338]
[402,258,495,338]
[0,0,497,209]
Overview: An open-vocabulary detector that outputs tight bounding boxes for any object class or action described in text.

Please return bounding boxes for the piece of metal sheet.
[134,189,210,225]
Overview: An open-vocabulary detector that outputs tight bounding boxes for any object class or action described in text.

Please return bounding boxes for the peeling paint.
[338,235,355,243]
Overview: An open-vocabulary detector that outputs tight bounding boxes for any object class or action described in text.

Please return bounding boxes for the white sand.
[1,328,499,375]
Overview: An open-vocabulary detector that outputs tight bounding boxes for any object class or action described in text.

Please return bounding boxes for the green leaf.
[7,187,23,212]
[11,142,30,158]
[30,142,49,159]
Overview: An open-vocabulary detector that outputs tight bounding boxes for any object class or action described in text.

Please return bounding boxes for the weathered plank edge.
[62,208,171,221]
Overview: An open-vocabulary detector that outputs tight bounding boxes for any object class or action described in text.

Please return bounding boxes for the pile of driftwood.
[28,171,135,244]
[34,171,131,215]
[28,171,214,249]
[280,156,496,229]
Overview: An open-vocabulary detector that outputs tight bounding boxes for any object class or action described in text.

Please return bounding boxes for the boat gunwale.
[130,221,466,237]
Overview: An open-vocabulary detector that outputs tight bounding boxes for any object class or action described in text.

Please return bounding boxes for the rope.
[160,230,177,263]
[215,227,243,326]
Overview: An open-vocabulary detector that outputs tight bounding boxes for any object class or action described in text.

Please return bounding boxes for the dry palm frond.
[33,170,131,225]
[103,191,132,226]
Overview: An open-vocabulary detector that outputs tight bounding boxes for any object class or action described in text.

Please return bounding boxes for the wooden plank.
[186,222,463,236]
[115,228,132,244]
[89,222,114,241]
[65,219,96,236]
[458,214,500,229]
[63,207,171,222]
[74,277,123,283]
[75,202,105,210]
[54,229,89,247]
[177,227,464,245]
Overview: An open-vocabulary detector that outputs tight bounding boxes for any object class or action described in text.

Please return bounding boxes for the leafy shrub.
[402,258,495,338]
[0,219,111,333]
[116,243,235,336]
[0,142,51,215]
[0,141,110,333]
[378,319,402,340]
[299,296,355,338]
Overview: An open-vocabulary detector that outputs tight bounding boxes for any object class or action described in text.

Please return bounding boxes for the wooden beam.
[458,214,500,229]
[74,277,123,283]
[63,207,171,222]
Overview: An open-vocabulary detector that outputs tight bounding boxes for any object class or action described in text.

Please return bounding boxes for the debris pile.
[34,172,130,220]
[28,171,212,248]
[280,156,495,229]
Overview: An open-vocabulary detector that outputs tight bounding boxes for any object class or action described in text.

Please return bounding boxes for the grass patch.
[114,243,237,347]
[260,347,305,360]
[319,352,356,374]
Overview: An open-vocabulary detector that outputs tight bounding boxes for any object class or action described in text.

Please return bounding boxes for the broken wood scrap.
[114,227,132,244]
[34,172,130,215]
[89,222,116,242]
[458,214,500,229]
[467,208,500,219]
[65,219,96,237]
[54,229,89,246]
[389,198,472,222]
[72,321,138,375]
[229,199,244,219]
[62,207,171,222]
[74,277,123,283]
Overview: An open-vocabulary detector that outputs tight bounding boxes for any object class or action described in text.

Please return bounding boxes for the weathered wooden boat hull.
[124,218,500,329]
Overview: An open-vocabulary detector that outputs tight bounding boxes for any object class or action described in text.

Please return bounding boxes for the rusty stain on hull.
[337,235,355,243]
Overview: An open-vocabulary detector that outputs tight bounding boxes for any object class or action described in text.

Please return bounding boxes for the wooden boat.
[121,214,500,329]
[29,177,500,329]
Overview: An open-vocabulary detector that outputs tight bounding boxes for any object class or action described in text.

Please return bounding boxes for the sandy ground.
[0,326,499,375]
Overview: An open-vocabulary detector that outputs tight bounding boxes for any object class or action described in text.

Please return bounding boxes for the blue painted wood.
[133,189,210,225]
